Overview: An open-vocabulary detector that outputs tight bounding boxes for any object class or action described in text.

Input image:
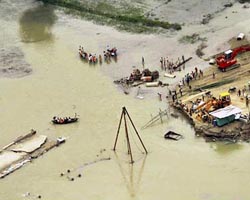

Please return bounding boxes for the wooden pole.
[124,109,134,163]
[113,109,124,151]
[159,109,163,123]
[124,107,148,154]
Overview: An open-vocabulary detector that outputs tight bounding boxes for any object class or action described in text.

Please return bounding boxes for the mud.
[0,48,32,78]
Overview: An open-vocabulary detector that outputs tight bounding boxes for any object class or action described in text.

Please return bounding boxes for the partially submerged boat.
[52,114,79,125]
[164,131,183,141]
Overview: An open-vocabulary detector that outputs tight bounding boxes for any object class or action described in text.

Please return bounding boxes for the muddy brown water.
[0,1,250,200]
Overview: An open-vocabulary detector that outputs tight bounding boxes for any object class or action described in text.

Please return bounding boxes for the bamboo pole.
[124,110,134,163]
[124,107,148,154]
[113,110,124,151]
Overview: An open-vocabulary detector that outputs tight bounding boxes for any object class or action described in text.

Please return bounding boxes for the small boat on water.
[164,131,183,141]
[52,114,79,125]
[107,47,117,57]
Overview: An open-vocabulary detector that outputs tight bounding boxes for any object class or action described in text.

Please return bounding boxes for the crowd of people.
[159,56,186,73]
[78,45,117,64]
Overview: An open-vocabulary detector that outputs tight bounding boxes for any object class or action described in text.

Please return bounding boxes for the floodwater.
[0,1,250,200]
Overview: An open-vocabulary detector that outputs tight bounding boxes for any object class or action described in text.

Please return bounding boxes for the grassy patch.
[179,33,207,44]
[39,0,181,33]
[195,42,208,58]
[194,79,235,91]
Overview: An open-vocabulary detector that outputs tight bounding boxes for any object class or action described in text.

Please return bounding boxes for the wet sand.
[1,1,250,200]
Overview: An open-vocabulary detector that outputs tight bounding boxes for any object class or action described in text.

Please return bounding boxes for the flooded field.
[1,1,250,200]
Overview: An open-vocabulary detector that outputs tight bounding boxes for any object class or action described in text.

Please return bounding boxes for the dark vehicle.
[164,131,183,141]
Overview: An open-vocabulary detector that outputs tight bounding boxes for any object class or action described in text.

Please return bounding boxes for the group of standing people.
[181,67,203,87]
[78,45,118,64]
[237,85,250,107]
[78,45,99,63]
[159,55,185,73]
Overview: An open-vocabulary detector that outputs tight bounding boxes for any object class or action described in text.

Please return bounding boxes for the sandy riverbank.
[171,35,250,142]
[2,1,250,199]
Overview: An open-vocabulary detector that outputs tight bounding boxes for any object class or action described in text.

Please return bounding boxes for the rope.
[128,120,144,153]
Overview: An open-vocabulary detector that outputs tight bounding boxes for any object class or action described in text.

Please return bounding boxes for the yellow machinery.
[218,92,231,107]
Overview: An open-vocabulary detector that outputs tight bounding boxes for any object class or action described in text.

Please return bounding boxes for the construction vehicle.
[194,92,231,122]
[218,92,231,107]
[195,98,218,112]
[216,45,250,71]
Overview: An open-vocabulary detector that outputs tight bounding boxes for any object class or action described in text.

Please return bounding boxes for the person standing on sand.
[163,57,166,71]
[199,69,203,77]
[212,72,215,79]
[179,88,183,96]
[195,67,198,75]
[238,89,241,96]
[182,55,185,70]
[160,57,163,70]
[142,56,145,67]
[158,92,162,101]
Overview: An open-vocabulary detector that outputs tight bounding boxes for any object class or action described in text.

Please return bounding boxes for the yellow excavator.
[195,92,231,122]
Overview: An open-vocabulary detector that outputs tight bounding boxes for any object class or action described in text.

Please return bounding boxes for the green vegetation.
[195,42,207,58]
[179,34,207,44]
[194,79,235,91]
[39,0,181,33]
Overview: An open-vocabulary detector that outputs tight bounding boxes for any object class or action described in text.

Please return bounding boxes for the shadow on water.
[19,5,57,43]
[113,152,147,198]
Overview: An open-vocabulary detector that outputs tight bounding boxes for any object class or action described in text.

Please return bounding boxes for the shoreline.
[170,36,250,143]
[39,0,181,33]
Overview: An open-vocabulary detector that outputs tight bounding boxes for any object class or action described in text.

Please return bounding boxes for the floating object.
[146,82,159,87]
[164,73,176,78]
[57,137,66,144]
[52,114,78,124]
[0,131,66,179]
[164,131,183,141]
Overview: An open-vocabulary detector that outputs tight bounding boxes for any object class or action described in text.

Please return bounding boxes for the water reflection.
[114,152,147,198]
[19,5,56,43]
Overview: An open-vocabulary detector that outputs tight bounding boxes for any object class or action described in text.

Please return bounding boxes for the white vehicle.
[237,33,245,40]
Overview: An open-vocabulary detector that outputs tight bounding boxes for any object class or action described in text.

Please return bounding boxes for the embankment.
[39,0,181,33]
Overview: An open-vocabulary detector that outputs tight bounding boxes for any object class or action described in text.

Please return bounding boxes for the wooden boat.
[164,131,183,141]
[79,51,88,60]
[52,115,79,125]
